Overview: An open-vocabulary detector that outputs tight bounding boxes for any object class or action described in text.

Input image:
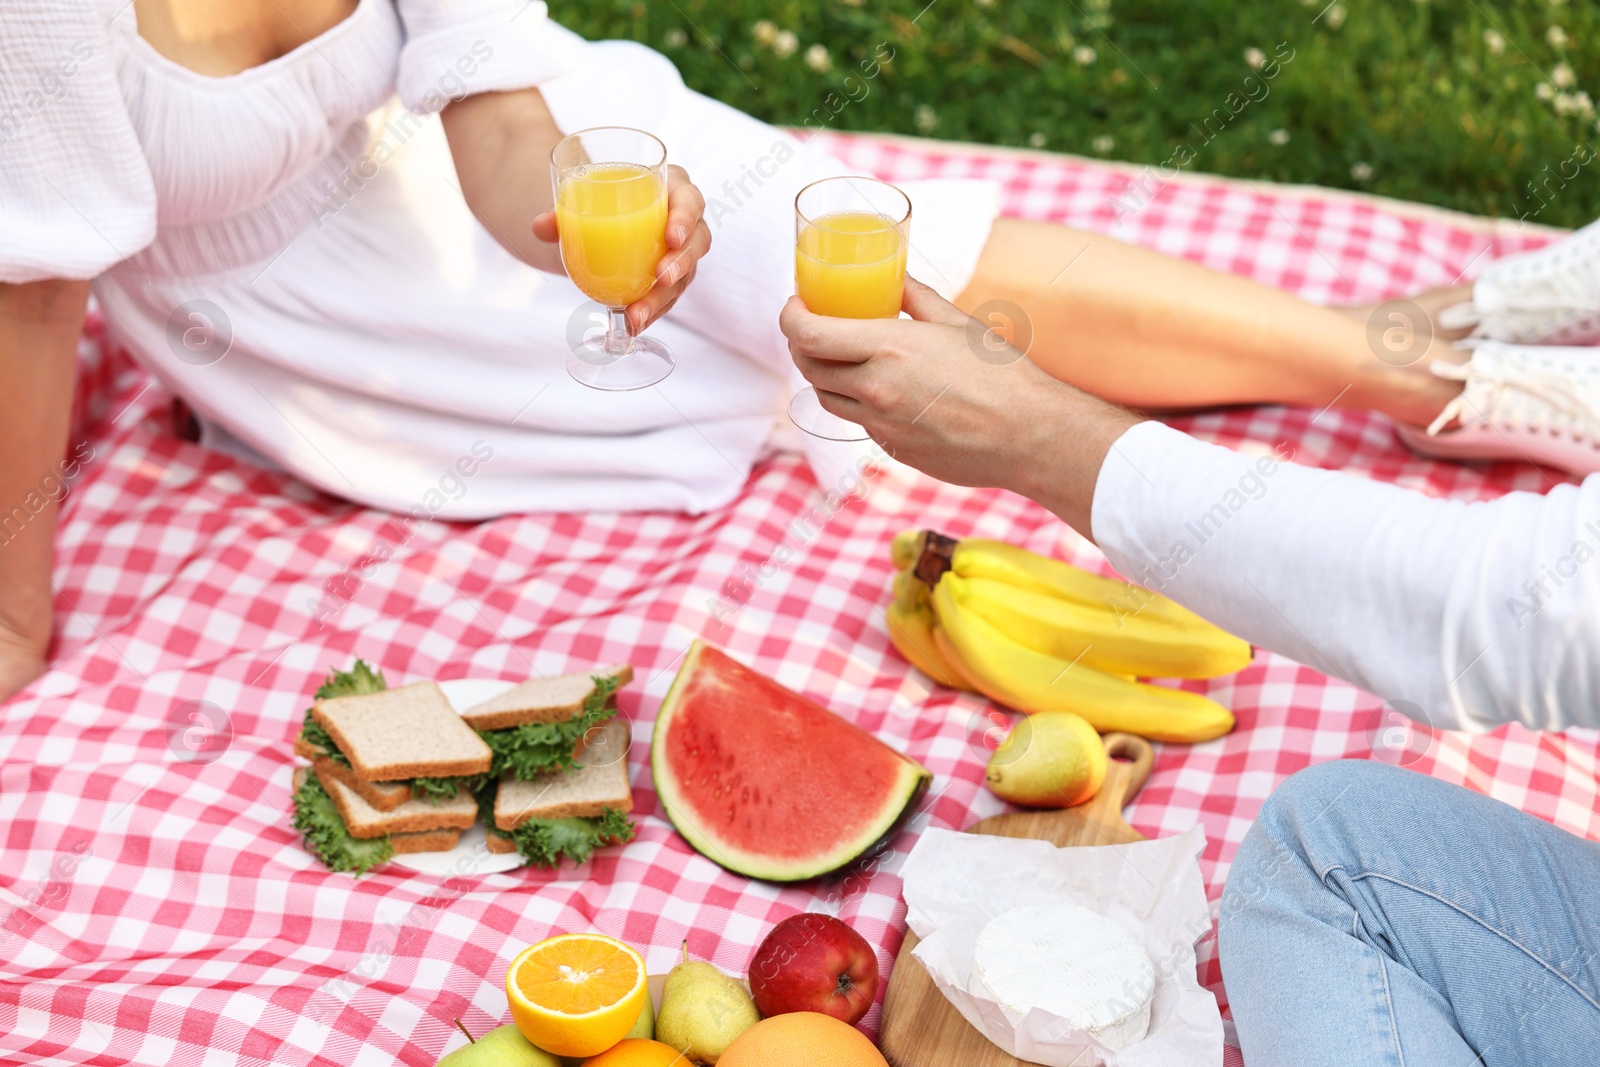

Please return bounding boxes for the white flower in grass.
[1537,81,1557,100]
[1547,25,1568,48]
[1552,62,1575,88]
[1028,131,1048,148]
[1325,4,1347,29]
[1244,47,1266,69]
[1555,91,1594,118]
[752,20,777,46]
[804,44,832,72]
[1270,128,1290,145]
[1073,45,1097,65]
[1484,30,1506,54]
[976,0,996,7]
[772,29,799,58]
[1091,134,1115,154]
[915,105,939,133]
[663,28,688,48]
[1351,161,1374,182]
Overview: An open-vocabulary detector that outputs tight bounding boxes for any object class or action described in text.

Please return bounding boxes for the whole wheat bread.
[312,756,412,811]
[314,763,479,838]
[311,680,491,781]
[392,828,463,855]
[485,830,518,855]
[494,757,633,831]
[460,664,634,732]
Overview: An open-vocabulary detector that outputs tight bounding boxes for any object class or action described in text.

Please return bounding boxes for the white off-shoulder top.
[0,0,1004,515]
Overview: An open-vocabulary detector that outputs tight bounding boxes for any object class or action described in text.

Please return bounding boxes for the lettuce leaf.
[291,771,394,876]
[411,775,483,804]
[480,673,620,780]
[505,808,635,869]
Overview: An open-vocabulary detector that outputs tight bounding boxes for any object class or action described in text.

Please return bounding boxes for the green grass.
[557,0,1600,228]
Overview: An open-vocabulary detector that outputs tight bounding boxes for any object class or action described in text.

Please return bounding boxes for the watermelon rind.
[651,641,932,883]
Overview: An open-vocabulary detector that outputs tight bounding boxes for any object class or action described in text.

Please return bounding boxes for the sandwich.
[289,660,637,875]
[291,662,492,874]
[482,721,637,867]
[462,664,634,780]
[460,666,638,867]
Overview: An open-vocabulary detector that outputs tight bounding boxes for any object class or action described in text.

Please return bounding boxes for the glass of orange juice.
[789,176,911,440]
[552,127,674,390]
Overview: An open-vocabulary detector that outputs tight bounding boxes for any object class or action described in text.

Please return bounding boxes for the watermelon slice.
[652,641,932,882]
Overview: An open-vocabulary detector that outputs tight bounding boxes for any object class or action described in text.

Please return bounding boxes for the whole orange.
[717,1012,888,1067]
[581,1038,688,1066]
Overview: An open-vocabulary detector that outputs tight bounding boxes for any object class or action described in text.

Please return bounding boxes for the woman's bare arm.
[439,88,712,332]
[0,279,86,702]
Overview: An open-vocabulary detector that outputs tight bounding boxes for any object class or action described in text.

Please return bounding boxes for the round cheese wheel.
[968,902,1157,1050]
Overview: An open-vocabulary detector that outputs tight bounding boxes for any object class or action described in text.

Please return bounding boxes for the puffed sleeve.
[0,3,157,282]
[394,0,586,114]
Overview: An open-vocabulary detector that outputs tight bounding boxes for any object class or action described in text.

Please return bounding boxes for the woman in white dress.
[3,0,1596,706]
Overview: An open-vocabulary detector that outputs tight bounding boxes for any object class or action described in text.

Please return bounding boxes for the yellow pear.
[655,945,760,1064]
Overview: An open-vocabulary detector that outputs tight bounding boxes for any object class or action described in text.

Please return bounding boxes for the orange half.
[505,933,649,1058]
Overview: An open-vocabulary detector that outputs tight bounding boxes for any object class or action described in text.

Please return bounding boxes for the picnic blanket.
[3,130,1597,1067]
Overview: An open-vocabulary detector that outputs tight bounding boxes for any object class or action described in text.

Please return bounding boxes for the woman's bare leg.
[953,218,1466,427]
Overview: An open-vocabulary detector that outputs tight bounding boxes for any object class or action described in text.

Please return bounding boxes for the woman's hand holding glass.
[532,161,710,336]
[536,126,712,390]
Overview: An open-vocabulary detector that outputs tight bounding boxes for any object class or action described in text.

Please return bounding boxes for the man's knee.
[1221,761,1404,924]
[1256,759,1409,840]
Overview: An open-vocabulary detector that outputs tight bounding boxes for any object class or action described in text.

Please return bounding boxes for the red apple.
[748,913,879,1025]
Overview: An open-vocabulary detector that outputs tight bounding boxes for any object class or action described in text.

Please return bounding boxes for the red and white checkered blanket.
[3,132,1595,1067]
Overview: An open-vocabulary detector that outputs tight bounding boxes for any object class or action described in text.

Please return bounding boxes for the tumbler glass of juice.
[551,127,674,390]
[790,176,911,440]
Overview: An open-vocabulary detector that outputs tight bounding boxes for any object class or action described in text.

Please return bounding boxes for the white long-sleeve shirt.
[1093,421,1600,732]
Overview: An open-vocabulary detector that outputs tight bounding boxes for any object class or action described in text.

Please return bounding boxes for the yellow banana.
[956,574,1252,679]
[931,574,1235,743]
[951,538,1203,630]
[885,570,968,689]
[890,530,924,572]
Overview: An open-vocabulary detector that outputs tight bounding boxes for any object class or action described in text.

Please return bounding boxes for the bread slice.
[485,830,518,855]
[494,757,634,831]
[313,756,412,812]
[461,664,634,732]
[391,828,463,855]
[311,680,492,781]
[313,763,479,839]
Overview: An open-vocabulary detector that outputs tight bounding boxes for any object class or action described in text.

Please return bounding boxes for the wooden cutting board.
[878,731,1156,1067]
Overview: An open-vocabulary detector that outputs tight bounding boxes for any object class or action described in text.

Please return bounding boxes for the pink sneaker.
[1440,217,1600,345]
[1396,342,1600,476]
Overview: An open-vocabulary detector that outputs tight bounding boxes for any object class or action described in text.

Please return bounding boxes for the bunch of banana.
[884,530,1250,743]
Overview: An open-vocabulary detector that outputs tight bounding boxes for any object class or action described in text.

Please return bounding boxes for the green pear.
[656,945,760,1064]
[624,981,656,1041]
[437,1023,559,1067]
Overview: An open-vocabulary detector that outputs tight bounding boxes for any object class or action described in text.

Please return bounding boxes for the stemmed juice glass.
[789,176,912,441]
[551,127,674,390]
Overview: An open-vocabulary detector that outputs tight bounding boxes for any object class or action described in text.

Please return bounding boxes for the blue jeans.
[1218,760,1600,1065]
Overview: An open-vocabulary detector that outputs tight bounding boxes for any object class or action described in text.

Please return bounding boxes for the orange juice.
[557,163,668,307]
[795,211,908,319]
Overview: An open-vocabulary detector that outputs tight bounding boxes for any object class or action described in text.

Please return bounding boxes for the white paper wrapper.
[899,825,1222,1067]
